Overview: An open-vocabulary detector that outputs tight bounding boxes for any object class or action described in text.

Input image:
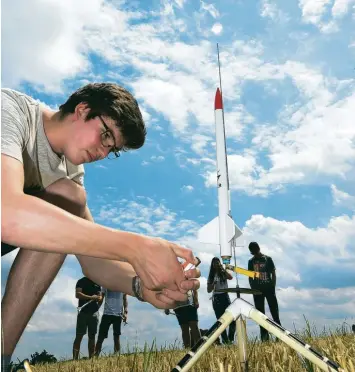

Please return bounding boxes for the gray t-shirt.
[1,88,84,193]
[101,288,124,316]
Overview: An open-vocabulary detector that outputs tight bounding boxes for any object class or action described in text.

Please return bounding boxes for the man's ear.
[74,103,90,120]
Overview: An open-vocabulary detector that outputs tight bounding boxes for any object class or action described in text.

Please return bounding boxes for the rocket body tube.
[214,88,233,263]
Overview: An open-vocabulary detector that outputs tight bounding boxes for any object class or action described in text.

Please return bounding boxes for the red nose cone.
[215,88,223,110]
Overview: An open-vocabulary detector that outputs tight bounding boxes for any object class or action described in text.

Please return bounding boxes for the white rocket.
[198,88,242,266]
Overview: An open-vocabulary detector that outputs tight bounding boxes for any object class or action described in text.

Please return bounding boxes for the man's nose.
[98,147,109,159]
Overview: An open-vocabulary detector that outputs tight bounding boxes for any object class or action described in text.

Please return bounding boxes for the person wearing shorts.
[73,276,102,360]
[166,289,201,348]
[95,290,128,355]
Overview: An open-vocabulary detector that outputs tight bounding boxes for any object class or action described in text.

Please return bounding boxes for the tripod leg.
[171,311,235,372]
[248,305,344,372]
[236,316,248,372]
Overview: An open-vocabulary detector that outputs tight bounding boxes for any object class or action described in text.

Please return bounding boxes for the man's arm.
[207,280,214,293]
[1,155,141,261]
[193,289,199,308]
[123,294,128,313]
[75,287,97,301]
[271,269,277,287]
[225,269,233,280]
[2,155,201,306]
[248,260,253,288]
[268,257,277,287]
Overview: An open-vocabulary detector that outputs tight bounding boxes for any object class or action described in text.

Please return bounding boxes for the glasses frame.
[98,116,121,159]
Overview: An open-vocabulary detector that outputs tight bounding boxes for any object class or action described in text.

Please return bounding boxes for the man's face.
[249,248,260,256]
[64,105,124,165]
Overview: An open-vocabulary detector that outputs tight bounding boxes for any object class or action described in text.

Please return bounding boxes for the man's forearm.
[76,292,95,301]
[2,194,142,262]
[76,206,136,295]
[76,257,137,296]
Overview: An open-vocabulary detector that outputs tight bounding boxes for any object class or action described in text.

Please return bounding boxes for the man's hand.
[194,301,199,309]
[141,276,200,310]
[129,236,200,293]
[91,295,99,301]
[123,310,128,323]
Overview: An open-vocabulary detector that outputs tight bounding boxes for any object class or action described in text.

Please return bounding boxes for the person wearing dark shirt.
[73,277,102,359]
[248,242,281,342]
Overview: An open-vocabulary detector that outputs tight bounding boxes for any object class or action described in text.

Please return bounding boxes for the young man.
[95,289,128,356]
[73,277,103,360]
[1,84,201,370]
[248,242,282,342]
[165,289,201,349]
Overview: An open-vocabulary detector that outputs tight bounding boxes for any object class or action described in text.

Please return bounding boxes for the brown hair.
[59,83,146,150]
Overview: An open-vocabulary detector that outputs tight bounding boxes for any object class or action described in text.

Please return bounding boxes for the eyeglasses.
[98,116,121,159]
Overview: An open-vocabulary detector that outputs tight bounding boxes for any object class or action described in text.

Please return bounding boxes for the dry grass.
[26,331,354,372]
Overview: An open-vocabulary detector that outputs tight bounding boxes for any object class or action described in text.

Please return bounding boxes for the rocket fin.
[198,215,243,245]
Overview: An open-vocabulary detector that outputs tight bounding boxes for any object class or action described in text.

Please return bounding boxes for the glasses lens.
[107,150,120,160]
[101,131,115,148]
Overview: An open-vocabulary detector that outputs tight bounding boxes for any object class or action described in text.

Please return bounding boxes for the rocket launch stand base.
[171,297,344,372]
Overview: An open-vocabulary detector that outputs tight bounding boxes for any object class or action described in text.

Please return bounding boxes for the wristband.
[132,276,145,302]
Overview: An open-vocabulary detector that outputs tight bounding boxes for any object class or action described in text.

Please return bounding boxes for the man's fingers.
[184,268,201,280]
[180,278,200,291]
[155,292,177,308]
[171,244,195,264]
[161,288,189,302]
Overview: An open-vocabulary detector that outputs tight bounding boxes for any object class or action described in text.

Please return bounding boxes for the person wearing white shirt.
[95,288,128,355]
[207,257,236,344]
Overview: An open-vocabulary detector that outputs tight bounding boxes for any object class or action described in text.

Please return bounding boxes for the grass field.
[22,325,355,372]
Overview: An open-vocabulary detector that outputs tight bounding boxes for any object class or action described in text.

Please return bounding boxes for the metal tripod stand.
[171,275,344,372]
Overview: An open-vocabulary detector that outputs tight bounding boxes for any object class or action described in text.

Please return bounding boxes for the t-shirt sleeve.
[65,160,85,187]
[1,91,29,163]
[248,259,253,271]
[268,257,276,272]
[76,279,83,289]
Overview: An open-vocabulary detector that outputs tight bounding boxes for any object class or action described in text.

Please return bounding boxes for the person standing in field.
[207,257,236,344]
[165,289,201,349]
[248,241,282,342]
[73,276,103,360]
[95,289,128,356]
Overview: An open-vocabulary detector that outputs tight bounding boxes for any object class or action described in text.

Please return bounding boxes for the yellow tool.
[226,265,260,279]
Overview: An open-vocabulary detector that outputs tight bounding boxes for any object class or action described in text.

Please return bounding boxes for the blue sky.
[2,0,355,362]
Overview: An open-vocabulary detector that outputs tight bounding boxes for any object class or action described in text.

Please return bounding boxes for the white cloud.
[96,196,200,239]
[2,0,118,91]
[181,185,194,192]
[200,62,355,196]
[298,0,355,32]
[299,0,332,24]
[332,0,355,18]
[211,23,223,35]
[331,185,355,210]
[243,213,355,269]
[150,155,165,162]
[260,0,288,22]
[174,0,186,8]
[200,1,220,18]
